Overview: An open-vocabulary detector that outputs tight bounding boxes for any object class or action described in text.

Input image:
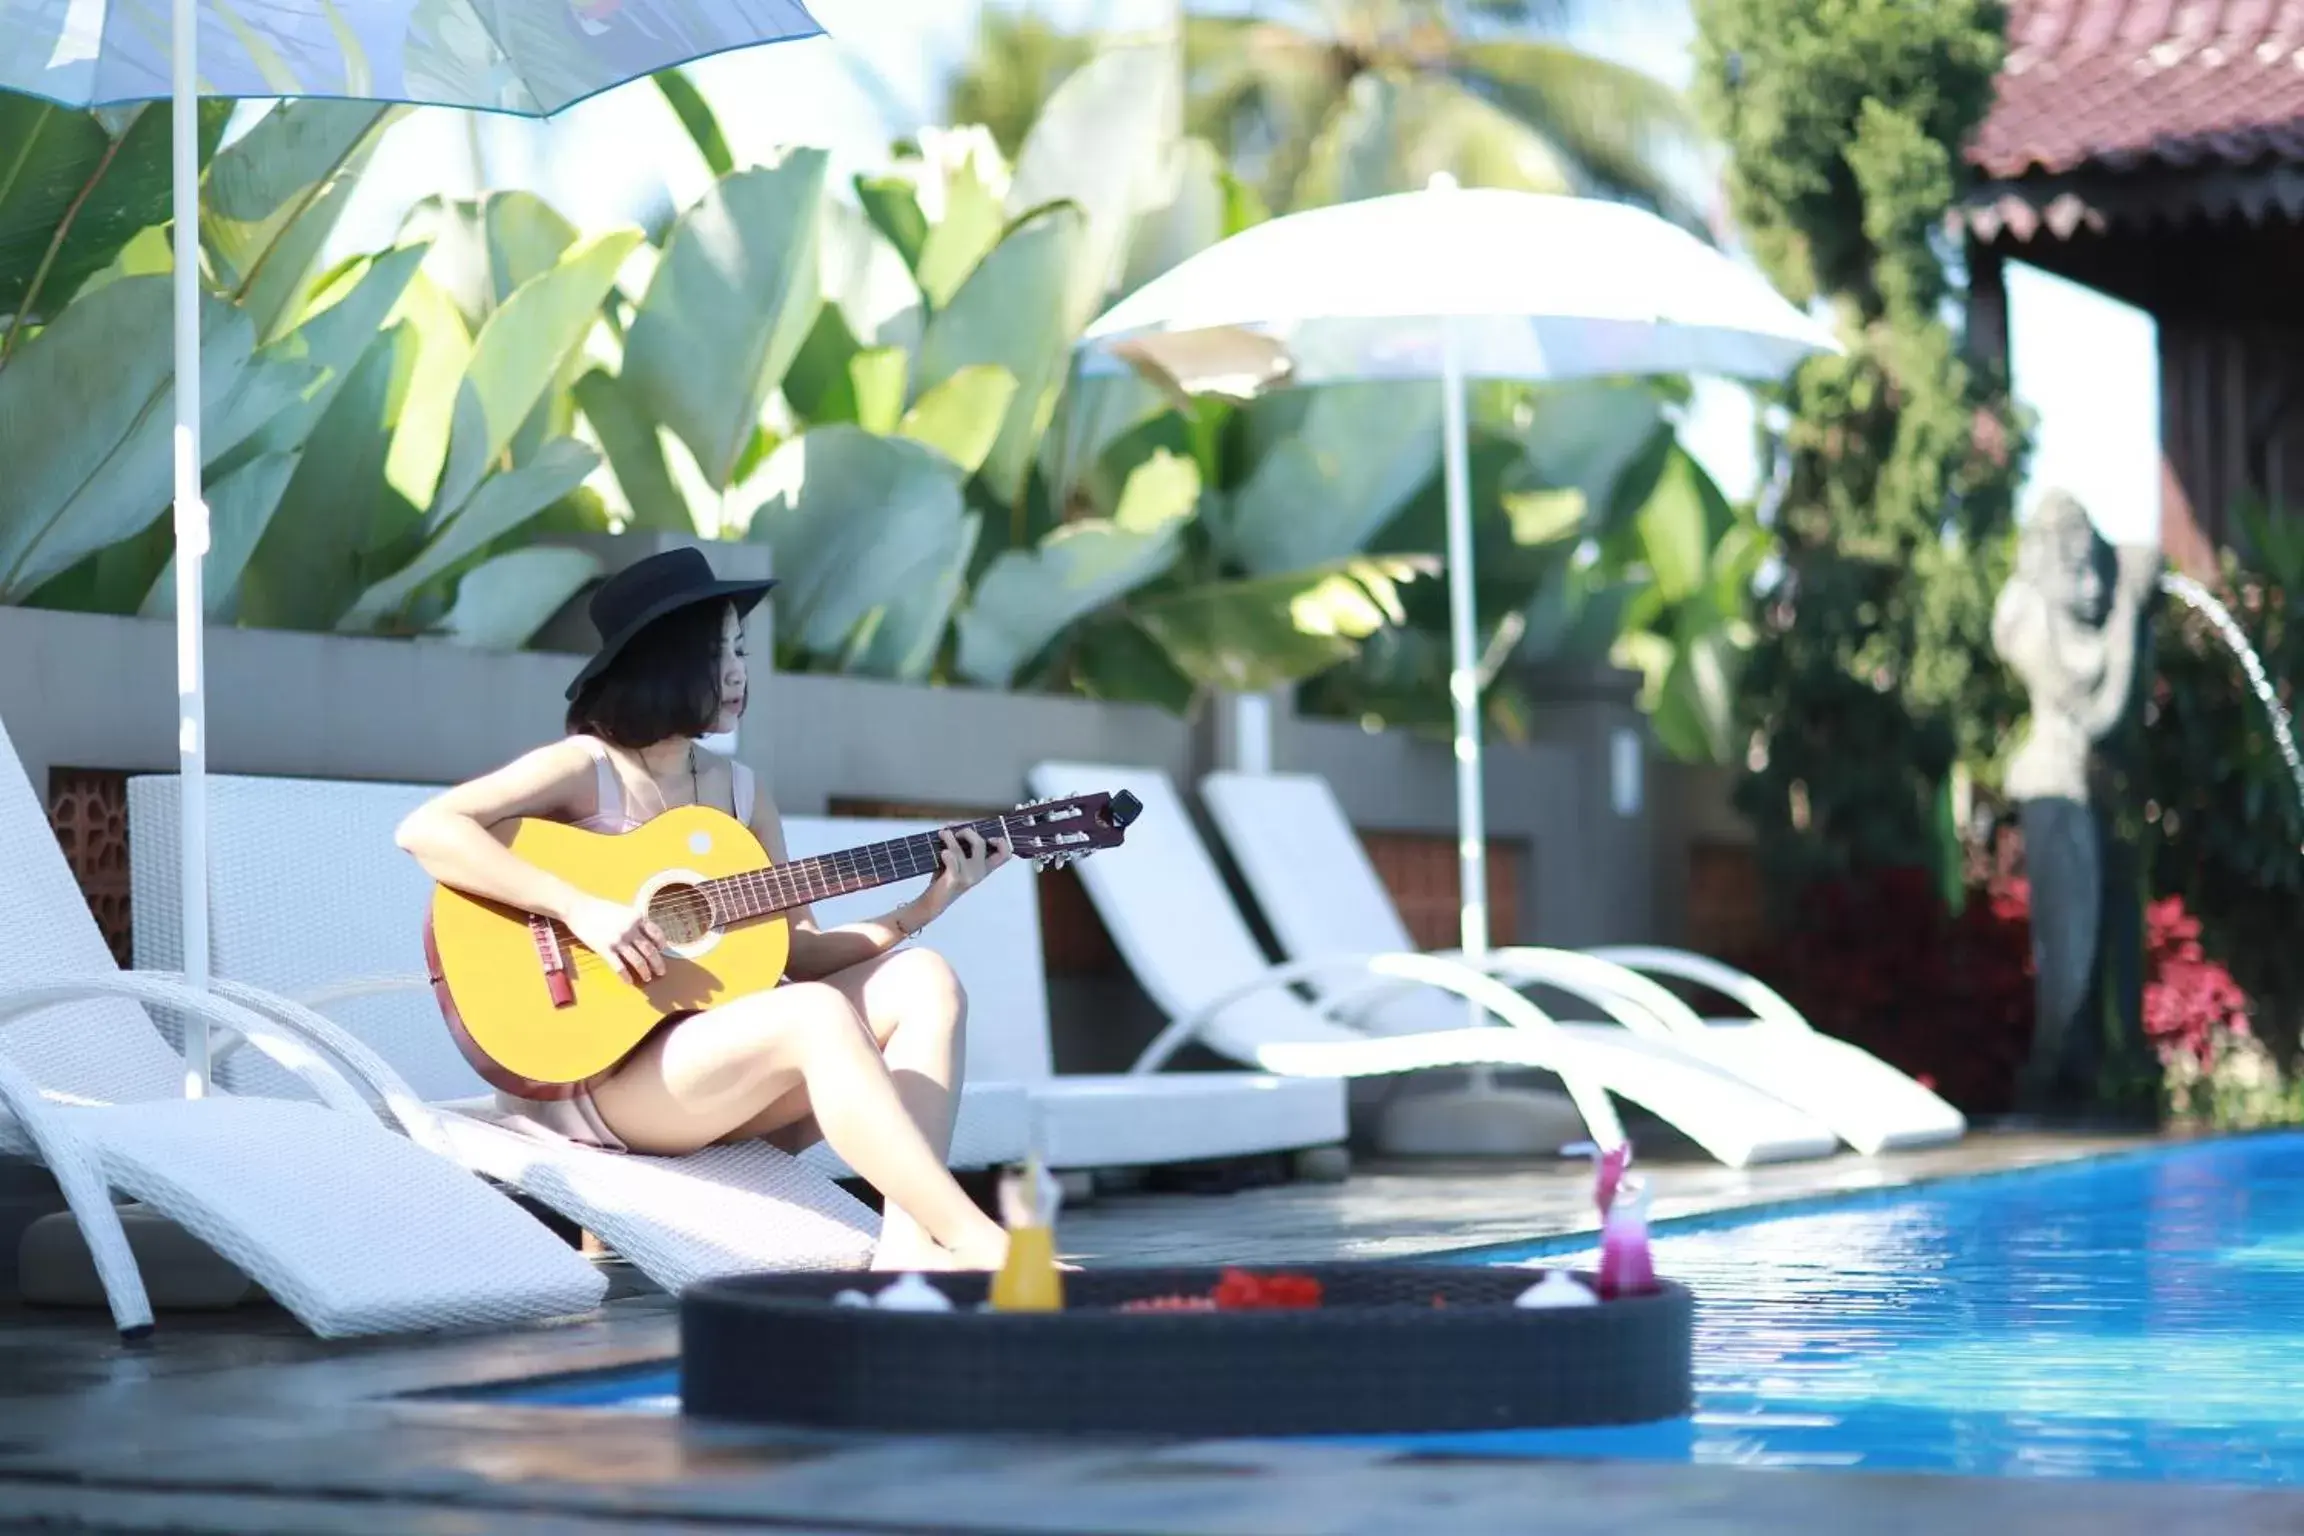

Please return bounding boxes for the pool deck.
[5,1128,2300,1534]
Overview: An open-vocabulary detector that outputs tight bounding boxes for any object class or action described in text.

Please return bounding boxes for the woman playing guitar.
[395,549,1017,1272]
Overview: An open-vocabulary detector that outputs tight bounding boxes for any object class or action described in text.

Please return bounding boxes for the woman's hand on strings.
[567,894,669,983]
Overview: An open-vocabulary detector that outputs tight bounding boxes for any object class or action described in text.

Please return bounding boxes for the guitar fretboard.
[704,816,1012,924]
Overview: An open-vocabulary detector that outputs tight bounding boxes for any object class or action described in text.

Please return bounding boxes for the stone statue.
[1990,489,2160,1117]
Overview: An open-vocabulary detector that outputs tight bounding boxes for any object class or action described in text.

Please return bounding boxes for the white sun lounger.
[1027,762,1841,1168]
[0,715,608,1338]
[128,773,900,1292]
[1198,769,1965,1155]
[783,815,1348,1172]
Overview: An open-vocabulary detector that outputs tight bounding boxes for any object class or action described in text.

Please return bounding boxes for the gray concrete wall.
[0,606,1189,818]
[0,607,1731,956]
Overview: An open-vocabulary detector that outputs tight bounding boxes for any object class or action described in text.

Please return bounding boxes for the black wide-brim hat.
[564,547,777,701]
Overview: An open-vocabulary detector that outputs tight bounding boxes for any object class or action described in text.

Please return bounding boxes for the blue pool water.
[491,1135,2304,1485]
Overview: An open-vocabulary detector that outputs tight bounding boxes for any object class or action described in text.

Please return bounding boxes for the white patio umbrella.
[3,0,824,1094]
[1077,179,1838,1143]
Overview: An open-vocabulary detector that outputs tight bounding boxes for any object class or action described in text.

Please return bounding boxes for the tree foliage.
[1692,0,2031,908]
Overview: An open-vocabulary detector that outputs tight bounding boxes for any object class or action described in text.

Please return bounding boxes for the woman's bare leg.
[590,981,1007,1267]
[727,948,970,1269]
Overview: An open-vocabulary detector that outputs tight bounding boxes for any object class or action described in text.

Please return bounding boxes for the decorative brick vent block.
[48,768,132,965]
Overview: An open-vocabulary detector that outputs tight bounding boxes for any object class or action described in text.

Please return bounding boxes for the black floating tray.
[680,1264,1692,1437]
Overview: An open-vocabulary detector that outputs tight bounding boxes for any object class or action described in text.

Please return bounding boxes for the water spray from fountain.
[2158,570,2304,847]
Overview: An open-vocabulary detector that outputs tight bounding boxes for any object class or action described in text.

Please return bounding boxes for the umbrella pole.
[170,0,211,1097]
[1438,319,1490,1056]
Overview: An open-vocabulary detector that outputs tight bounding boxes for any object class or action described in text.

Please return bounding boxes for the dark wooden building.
[1962,0,2304,572]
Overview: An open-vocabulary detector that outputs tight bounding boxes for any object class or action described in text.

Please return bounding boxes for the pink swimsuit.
[488,736,756,1152]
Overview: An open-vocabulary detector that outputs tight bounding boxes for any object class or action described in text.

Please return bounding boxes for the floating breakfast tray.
[679,1263,1693,1436]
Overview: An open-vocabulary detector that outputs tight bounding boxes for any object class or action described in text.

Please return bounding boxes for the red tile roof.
[1968,0,2304,179]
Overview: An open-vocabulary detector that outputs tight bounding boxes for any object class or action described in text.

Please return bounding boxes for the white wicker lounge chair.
[1198,769,1966,1155]
[1027,762,1844,1168]
[127,772,893,1292]
[783,815,1348,1172]
[0,715,608,1339]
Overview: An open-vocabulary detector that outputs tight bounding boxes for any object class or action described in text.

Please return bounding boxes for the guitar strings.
[556,814,1066,951]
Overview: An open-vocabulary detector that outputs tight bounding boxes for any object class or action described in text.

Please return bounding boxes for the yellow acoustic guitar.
[425,790,1142,1098]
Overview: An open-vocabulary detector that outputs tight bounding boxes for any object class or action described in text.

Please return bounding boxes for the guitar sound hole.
[647,884,714,946]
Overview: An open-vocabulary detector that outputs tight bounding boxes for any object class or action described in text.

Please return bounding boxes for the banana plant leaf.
[382,268,470,508]
[439,545,607,649]
[912,202,1085,505]
[1133,554,1430,691]
[622,150,828,491]
[956,447,1201,686]
[200,100,398,344]
[1521,380,1671,540]
[1005,41,1178,323]
[431,228,641,521]
[1120,136,1230,296]
[742,425,974,675]
[483,190,579,306]
[818,194,923,356]
[910,151,1007,310]
[0,96,231,329]
[225,242,424,471]
[572,368,689,532]
[1218,383,1441,575]
[342,437,600,631]
[238,325,418,631]
[140,451,300,620]
[0,275,300,600]
[897,364,1017,477]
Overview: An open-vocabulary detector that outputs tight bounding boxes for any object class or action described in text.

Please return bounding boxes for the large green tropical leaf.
[1220,383,1441,575]
[897,364,1017,475]
[1641,624,1741,764]
[1631,443,1731,604]
[431,228,641,519]
[482,190,579,306]
[1134,555,1429,690]
[342,437,599,629]
[1006,40,1179,321]
[853,175,930,273]
[818,195,923,355]
[200,100,397,344]
[912,202,1085,504]
[571,368,689,532]
[1521,380,1670,536]
[1121,136,1229,295]
[381,269,471,508]
[844,511,982,681]
[398,194,496,328]
[0,97,231,329]
[910,148,1008,310]
[140,451,301,620]
[229,242,425,468]
[741,426,973,669]
[238,325,418,631]
[652,69,734,179]
[0,276,256,600]
[956,447,1199,685]
[439,545,607,649]
[622,151,828,490]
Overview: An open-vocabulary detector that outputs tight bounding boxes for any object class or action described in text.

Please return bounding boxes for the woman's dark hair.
[564,599,732,749]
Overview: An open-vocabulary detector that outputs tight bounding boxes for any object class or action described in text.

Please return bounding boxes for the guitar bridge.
[529,914,577,1009]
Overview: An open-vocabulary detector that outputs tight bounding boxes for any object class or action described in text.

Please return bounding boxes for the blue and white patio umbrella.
[1,0,824,1093]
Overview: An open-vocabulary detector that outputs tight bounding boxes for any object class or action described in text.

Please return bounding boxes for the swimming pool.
[486,1135,2304,1486]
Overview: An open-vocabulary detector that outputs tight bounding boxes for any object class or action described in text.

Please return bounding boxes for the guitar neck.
[706,815,1012,924]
